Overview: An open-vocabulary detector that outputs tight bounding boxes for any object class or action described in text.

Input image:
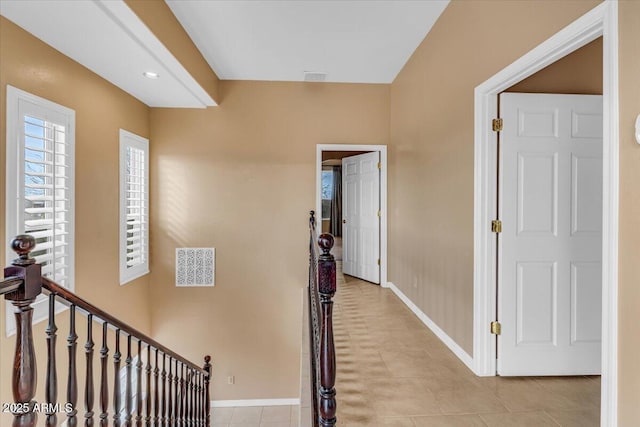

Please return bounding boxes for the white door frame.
[316,144,388,287]
[473,2,618,425]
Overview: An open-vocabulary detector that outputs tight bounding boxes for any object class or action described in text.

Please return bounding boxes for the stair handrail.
[1,234,212,427]
[41,278,207,375]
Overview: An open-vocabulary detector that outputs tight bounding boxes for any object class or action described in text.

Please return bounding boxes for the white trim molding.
[472,2,618,426]
[119,129,150,286]
[211,398,300,408]
[5,85,76,336]
[316,144,388,286]
[386,282,474,371]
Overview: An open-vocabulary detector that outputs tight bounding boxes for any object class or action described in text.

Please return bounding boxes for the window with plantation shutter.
[5,86,75,335]
[119,129,149,284]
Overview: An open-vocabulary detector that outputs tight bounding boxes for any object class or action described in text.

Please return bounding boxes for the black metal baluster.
[190,371,195,427]
[202,372,206,427]
[195,371,199,426]
[45,293,58,427]
[194,371,198,426]
[125,334,133,426]
[204,356,211,427]
[99,322,109,426]
[189,370,194,425]
[167,357,173,426]
[184,364,189,427]
[145,345,152,427]
[174,360,181,427]
[184,370,190,425]
[136,340,143,426]
[179,363,185,426]
[196,371,202,426]
[200,373,205,426]
[113,329,122,426]
[161,353,167,426]
[154,348,159,426]
[85,313,95,426]
[67,304,79,427]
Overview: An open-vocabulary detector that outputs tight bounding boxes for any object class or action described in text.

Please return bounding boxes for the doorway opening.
[316,144,388,286]
[473,2,618,425]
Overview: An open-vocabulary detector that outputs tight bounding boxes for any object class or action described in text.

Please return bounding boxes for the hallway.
[333,267,600,426]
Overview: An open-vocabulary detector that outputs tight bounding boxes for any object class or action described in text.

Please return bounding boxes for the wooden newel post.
[203,355,212,427]
[4,235,41,427]
[317,233,336,427]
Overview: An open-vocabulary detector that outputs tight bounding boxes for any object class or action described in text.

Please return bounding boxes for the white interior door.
[342,152,380,284]
[498,93,602,376]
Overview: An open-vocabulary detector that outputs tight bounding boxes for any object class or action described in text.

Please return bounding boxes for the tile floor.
[331,265,601,426]
[217,260,600,427]
[211,405,298,427]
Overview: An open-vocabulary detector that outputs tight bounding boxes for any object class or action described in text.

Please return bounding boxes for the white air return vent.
[176,248,215,287]
[303,71,327,82]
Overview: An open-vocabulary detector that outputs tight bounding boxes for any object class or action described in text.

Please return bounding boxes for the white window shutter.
[119,130,149,285]
[5,85,75,336]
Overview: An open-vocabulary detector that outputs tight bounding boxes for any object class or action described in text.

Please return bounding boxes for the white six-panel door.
[498,93,602,376]
[342,152,380,284]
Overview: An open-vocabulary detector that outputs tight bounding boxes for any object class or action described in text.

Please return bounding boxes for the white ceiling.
[1,0,449,108]
[166,0,449,84]
[0,0,216,108]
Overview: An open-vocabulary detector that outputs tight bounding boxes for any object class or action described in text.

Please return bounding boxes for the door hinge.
[377,258,381,266]
[377,162,381,170]
[377,210,381,217]
[491,220,502,233]
[490,321,502,335]
[492,118,503,132]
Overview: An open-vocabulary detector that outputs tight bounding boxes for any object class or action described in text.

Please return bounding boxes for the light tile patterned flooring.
[331,265,601,426]
[214,258,600,427]
[211,405,298,426]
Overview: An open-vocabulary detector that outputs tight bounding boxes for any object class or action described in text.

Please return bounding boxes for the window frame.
[321,168,333,220]
[5,85,75,336]
[119,129,149,285]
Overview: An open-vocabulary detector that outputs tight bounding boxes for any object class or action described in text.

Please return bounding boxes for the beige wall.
[506,37,602,94]
[389,0,640,422]
[0,17,152,416]
[617,1,640,423]
[2,0,639,419]
[388,0,600,356]
[149,80,389,399]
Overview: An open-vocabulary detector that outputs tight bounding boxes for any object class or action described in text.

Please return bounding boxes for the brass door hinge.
[490,321,502,335]
[377,210,381,218]
[492,118,503,132]
[491,220,502,233]
[377,259,381,266]
[377,162,382,170]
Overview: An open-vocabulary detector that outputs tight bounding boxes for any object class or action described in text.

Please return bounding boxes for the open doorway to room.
[474,3,619,425]
[495,38,603,382]
[316,144,388,286]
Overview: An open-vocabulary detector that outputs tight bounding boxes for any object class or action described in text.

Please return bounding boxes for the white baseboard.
[211,398,300,408]
[386,282,474,371]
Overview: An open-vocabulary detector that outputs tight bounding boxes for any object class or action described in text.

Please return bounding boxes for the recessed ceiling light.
[143,71,160,79]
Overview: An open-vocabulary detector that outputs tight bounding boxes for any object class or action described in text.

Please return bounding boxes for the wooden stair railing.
[0,234,212,427]
[307,211,337,427]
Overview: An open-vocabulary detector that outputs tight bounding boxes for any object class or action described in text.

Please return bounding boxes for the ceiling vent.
[304,71,327,82]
